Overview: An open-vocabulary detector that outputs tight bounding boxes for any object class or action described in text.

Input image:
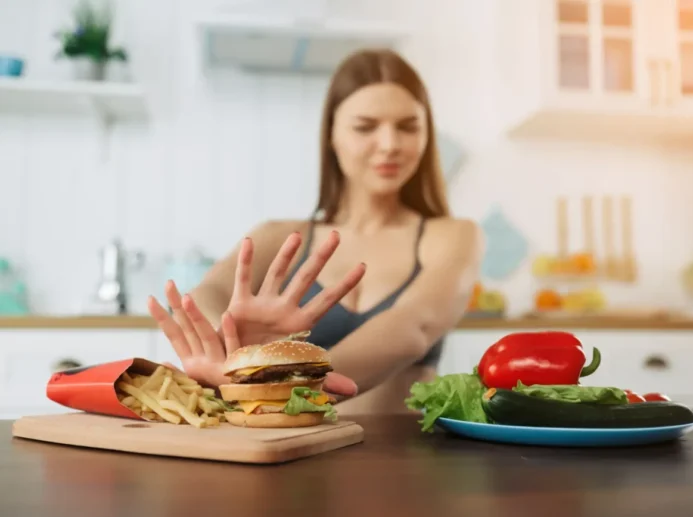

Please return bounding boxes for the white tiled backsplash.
[1,0,693,316]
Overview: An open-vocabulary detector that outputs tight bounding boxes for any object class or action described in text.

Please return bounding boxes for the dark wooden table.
[3,414,693,517]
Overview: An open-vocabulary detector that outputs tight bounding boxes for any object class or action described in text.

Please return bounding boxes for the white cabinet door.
[577,330,693,397]
[635,0,693,110]
[638,0,681,107]
[548,0,641,107]
[0,329,155,419]
[597,0,640,100]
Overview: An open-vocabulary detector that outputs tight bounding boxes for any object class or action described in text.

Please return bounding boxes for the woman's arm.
[188,220,302,329]
[327,219,484,394]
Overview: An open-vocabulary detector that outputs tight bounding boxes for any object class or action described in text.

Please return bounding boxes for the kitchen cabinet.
[1,326,693,419]
[494,0,693,142]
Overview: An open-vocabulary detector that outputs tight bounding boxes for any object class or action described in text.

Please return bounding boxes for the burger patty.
[230,363,333,384]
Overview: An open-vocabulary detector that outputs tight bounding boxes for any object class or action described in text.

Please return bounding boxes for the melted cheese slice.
[237,400,287,414]
[233,362,330,377]
[307,392,329,405]
[233,366,266,376]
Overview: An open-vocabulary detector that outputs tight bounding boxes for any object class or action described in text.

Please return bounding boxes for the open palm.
[228,230,365,346]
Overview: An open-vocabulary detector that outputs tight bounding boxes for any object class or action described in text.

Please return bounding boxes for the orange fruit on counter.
[535,289,562,311]
[467,282,483,310]
[571,253,596,274]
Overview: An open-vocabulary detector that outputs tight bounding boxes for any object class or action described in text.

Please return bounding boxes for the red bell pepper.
[477,331,601,389]
[642,392,671,402]
[623,389,646,403]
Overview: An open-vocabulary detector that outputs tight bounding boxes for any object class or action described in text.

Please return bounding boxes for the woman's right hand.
[147,283,240,389]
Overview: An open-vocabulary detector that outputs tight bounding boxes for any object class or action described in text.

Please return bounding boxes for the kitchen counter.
[2,314,693,331]
[457,315,693,330]
[0,315,158,329]
[3,414,693,517]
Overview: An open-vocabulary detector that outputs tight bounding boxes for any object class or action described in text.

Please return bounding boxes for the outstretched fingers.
[220,311,242,359]
[232,237,254,301]
[282,230,341,304]
[147,295,192,360]
[302,262,366,322]
[258,232,302,296]
[165,280,204,355]
[181,294,226,363]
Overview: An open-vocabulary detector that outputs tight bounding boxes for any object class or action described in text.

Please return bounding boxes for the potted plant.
[54,0,128,81]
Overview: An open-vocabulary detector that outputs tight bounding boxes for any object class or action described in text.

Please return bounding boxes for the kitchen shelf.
[0,78,147,122]
[506,103,693,145]
[0,315,158,330]
[196,13,410,74]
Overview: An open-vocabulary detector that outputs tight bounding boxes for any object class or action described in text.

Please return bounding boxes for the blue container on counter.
[0,257,29,315]
[0,56,25,77]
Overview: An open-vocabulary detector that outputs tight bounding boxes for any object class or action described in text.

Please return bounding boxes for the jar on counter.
[162,249,215,301]
[0,258,29,315]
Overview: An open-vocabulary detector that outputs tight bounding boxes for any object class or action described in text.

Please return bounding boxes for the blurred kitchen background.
[2,0,693,417]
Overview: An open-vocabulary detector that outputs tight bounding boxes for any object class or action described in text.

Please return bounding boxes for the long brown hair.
[315,48,450,223]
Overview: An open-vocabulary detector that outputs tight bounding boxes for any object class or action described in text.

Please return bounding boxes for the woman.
[148,48,483,414]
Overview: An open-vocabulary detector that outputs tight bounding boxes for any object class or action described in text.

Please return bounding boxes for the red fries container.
[46,357,164,421]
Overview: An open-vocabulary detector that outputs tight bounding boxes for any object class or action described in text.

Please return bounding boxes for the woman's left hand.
[226,230,366,347]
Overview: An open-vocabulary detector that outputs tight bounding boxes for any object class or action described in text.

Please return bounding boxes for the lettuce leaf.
[404,372,488,432]
[206,395,241,412]
[283,387,337,421]
[512,382,628,405]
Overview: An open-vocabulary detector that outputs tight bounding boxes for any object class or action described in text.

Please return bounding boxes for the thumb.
[323,372,358,398]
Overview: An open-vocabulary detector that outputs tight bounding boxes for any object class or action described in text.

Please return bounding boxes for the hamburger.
[219,333,337,428]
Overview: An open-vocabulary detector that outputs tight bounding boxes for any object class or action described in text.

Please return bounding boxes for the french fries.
[115,366,230,429]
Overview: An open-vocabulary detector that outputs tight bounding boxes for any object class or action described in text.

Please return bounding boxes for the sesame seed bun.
[222,339,331,375]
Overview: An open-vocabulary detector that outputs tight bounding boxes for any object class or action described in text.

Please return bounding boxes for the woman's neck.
[331,187,410,233]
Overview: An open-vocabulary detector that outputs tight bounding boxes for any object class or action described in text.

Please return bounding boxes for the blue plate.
[435,417,693,447]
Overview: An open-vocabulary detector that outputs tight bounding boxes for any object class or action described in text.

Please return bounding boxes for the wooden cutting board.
[12,413,365,464]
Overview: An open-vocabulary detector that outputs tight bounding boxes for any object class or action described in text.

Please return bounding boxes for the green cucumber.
[481,388,693,429]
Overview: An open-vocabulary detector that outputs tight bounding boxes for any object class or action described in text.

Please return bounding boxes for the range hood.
[196,13,410,74]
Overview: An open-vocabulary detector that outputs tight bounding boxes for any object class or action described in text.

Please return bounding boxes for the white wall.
[0,0,337,314]
[1,0,693,318]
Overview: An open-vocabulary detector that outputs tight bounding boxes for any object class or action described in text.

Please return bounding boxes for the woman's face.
[331,82,428,196]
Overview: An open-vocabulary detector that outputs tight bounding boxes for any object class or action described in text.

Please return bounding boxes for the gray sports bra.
[282,217,444,368]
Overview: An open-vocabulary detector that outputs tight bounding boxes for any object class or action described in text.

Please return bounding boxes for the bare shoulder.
[420,217,484,267]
